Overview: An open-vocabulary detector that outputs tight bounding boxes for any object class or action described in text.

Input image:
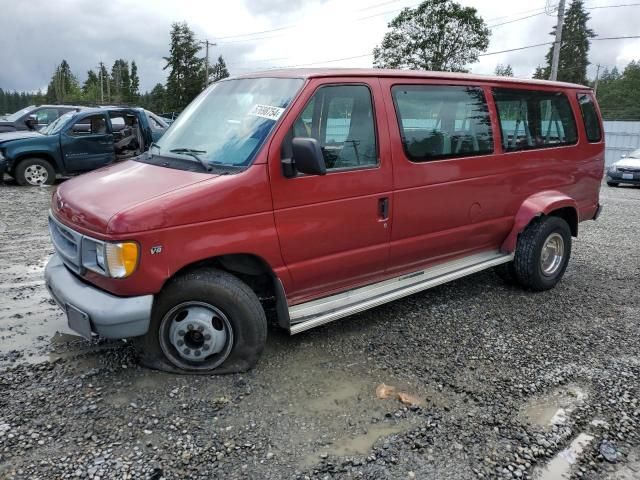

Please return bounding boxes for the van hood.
[53,160,213,234]
[0,130,41,143]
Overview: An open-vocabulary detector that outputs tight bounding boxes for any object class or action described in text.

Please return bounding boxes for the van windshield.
[148,77,303,170]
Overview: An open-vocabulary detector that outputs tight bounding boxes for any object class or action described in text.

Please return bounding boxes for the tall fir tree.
[110,59,131,104]
[46,60,81,103]
[129,61,140,103]
[494,64,514,77]
[209,55,230,84]
[163,22,204,110]
[539,0,594,84]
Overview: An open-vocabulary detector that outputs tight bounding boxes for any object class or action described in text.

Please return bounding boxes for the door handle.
[378,197,389,220]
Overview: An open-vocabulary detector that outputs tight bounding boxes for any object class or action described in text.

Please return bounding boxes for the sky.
[1,0,639,93]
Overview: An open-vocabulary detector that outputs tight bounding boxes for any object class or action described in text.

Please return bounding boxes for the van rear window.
[391,85,493,162]
[577,93,602,142]
[493,88,577,152]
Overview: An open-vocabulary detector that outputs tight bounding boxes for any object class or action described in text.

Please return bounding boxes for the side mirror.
[24,114,38,130]
[621,154,627,159]
[291,137,326,176]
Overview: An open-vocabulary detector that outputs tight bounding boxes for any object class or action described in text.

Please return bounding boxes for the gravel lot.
[0,180,639,479]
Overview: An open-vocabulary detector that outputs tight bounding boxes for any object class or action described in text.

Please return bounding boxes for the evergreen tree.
[532,66,546,79]
[99,62,110,103]
[148,83,167,113]
[209,55,230,84]
[373,0,490,71]
[83,70,100,103]
[46,60,81,103]
[597,60,640,120]
[539,0,594,83]
[494,64,514,77]
[164,22,204,110]
[130,61,140,103]
[110,59,131,104]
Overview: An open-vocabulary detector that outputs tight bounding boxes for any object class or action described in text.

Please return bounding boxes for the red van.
[44,69,604,374]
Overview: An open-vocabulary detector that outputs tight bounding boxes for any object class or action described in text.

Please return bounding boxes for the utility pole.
[594,64,601,97]
[201,39,217,88]
[550,0,566,81]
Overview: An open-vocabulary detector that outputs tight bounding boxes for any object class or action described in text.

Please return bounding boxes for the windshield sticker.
[248,104,285,121]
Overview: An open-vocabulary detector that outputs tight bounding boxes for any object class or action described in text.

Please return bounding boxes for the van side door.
[268,78,393,304]
[60,113,115,172]
[381,79,510,274]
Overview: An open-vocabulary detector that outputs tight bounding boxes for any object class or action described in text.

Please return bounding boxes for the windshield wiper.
[169,148,211,172]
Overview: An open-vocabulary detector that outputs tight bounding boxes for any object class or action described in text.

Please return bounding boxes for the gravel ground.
[0,180,639,479]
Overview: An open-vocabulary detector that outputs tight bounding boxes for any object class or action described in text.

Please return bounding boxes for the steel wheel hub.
[166,303,231,363]
[24,165,48,185]
[540,232,564,276]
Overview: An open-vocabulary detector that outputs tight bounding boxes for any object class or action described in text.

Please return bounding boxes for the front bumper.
[607,171,640,185]
[45,254,153,339]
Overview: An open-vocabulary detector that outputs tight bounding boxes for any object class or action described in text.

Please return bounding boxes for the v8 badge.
[150,245,163,255]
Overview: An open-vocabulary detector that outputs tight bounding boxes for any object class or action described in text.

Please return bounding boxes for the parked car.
[44,69,604,374]
[0,107,165,186]
[606,148,640,186]
[0,104,84,133]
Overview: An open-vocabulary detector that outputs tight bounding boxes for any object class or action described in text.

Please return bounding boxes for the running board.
[288,250,513,335]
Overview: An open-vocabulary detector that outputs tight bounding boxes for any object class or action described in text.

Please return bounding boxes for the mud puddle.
[519,384,587,428]
[536,433,594,479]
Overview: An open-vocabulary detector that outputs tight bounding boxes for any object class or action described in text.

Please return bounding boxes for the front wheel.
[138,269,267,374]
[607,181,619,187]
[513,216,572,291]
[15,158,56,186]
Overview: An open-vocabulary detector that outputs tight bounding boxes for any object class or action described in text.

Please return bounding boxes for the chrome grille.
[48,214,83,273]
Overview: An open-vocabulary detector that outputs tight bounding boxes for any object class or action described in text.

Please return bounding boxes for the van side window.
[391,85,493,162]
[493,89,577,151]
[577,93,602,142]
[290,85,378,170]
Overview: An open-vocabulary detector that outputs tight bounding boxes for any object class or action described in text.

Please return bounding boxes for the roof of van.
[233,68,589,90]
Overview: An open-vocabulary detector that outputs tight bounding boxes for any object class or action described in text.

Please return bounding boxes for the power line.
[216,1,416,41]
[289,35,640,68]
[488,11,546,28]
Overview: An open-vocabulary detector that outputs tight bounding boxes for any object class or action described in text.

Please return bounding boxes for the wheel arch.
[164,253,291,330]
[502,191,579,253]
[11,152,58,176]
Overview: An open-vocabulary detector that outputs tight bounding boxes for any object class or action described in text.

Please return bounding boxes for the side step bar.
[288,250,513,335]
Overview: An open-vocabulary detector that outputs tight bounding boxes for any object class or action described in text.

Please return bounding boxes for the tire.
[494,261,519,285]
[15,158,56,186]
[513,216,572,291]
[607,182,619,187]
[137,268,267,374]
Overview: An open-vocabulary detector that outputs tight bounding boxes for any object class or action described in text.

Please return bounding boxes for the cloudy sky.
[1,0,639,93]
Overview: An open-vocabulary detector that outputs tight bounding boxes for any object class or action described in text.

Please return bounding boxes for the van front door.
[61,113,115,172]
[269,79,393,304]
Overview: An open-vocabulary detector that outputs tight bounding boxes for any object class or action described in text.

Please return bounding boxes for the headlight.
[0,150,5,161]
[83,239,139,278]
[609,164,618,172]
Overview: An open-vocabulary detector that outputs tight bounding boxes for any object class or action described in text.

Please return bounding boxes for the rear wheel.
[513,216,572,291]
[15,158,56,186]
[138,269,267,374]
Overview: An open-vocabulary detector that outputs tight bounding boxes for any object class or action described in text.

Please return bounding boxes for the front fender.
[501,191,578,253]
[7,139,62,172]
